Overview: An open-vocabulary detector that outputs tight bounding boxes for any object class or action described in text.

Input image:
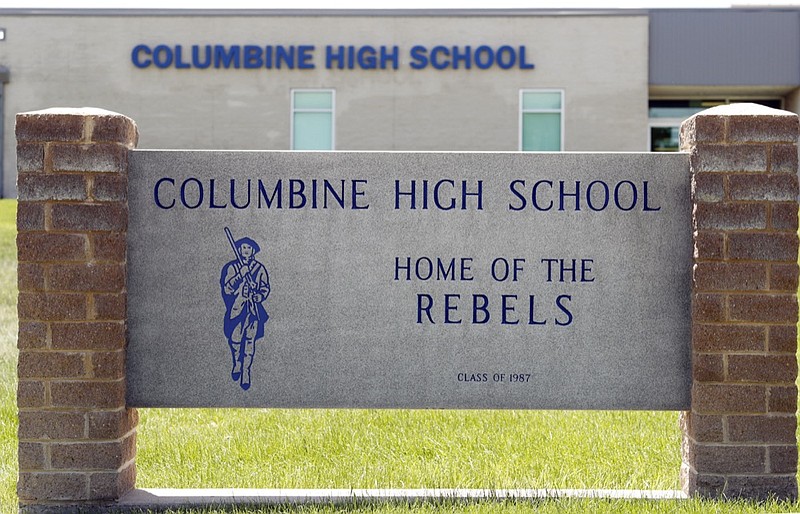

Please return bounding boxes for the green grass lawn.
[137,409,679,490]
[0,199,19,510]
[0,197,798,513]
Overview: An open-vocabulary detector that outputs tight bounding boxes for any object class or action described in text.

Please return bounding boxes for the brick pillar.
[680,103,799,500]
[16,108,138,510]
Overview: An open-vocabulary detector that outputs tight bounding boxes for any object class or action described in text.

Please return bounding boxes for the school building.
[0,7,797,197]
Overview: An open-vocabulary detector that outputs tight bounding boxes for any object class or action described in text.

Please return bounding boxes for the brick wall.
[680,103,799,500]
[16,108,138,510]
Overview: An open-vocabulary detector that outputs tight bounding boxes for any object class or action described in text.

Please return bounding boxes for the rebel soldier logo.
[220,228,270,390]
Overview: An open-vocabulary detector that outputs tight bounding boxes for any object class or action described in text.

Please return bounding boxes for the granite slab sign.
[126,151,691,409]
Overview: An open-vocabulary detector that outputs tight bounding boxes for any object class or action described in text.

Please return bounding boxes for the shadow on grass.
[113,496,800,514]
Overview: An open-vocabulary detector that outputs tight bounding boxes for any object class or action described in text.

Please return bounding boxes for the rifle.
[224,227,260,315]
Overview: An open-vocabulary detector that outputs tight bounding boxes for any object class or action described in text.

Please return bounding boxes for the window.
[648,98,782,152]
[291,89,334,150]
[520,90,563,151]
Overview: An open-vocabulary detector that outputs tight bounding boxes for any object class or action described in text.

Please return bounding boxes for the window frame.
[518,89,565,152]
[647,97,784,152]
[647,119,685,153]
[290,88,336,151]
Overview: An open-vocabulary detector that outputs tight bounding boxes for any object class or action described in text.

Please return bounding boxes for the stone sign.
[126,151,691,409]
[17,106,799,508]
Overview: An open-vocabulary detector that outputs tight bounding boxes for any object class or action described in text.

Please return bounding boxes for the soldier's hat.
[235,237,261,254]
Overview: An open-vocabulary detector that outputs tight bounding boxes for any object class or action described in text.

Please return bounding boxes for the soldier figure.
[220,232,270,390]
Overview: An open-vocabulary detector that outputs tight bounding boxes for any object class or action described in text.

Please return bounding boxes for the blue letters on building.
[131,44,535,71]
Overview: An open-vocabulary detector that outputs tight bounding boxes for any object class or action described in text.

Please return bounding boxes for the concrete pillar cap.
[18,107,130,117]
[695,102,796,117]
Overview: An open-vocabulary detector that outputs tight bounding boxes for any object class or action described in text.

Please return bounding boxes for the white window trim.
[647,118,684,152]
[290,88,336,151]
[519,89,565,152]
